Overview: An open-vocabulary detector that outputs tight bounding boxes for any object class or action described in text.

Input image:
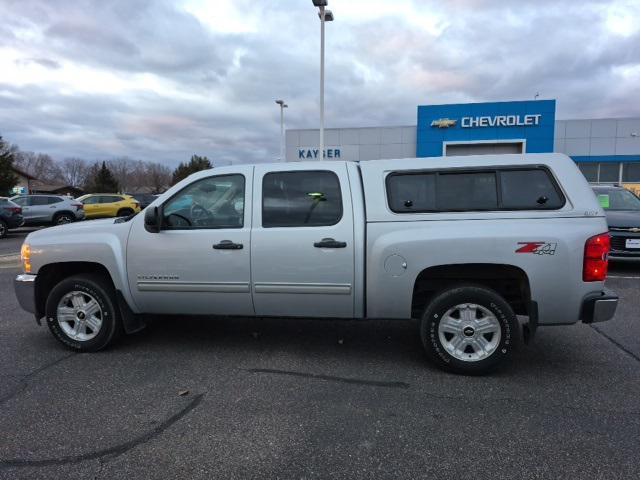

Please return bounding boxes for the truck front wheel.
[44,274,122,352]
[419,285,520,375]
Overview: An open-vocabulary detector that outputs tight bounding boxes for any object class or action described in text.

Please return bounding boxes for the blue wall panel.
[416,100,556,157]
[572,155,640,163]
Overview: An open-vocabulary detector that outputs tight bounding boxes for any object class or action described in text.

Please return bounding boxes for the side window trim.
[386,165,566,213]
[261,169,344,228]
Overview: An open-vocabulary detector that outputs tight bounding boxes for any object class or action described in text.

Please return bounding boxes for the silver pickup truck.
[14,153,618,374]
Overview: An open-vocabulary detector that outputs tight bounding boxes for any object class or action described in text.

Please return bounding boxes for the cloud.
[0,0,638,166]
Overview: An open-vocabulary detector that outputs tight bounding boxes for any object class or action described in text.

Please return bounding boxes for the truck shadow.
[116,315,608,378]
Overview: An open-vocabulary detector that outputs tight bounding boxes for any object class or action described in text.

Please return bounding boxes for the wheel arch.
[411,263,532,318]
[117,207,134,217]
[34,261,144,333]
[52,210,76,220]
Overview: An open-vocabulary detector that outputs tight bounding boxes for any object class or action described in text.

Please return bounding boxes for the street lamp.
[275,99,288,161]
[312,0,334,160]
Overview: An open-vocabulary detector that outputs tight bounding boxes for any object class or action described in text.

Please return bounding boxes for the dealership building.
[285,99,640,186]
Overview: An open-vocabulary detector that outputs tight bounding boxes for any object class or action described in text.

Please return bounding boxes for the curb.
[0,254,20,263]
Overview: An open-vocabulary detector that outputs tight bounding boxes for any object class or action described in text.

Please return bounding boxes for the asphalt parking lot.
[1,229,639,479]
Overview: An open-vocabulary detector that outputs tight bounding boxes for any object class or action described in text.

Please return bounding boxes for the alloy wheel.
[56,291,103,341]
[438,303,501,362]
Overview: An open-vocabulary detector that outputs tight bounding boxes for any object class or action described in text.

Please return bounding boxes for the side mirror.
[144,206,162,233]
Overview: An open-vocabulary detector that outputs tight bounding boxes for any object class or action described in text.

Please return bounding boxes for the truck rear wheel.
[45,274,122,352]
[419,285,519,375]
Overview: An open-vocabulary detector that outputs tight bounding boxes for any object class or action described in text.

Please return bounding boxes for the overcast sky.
[0,0,638,166]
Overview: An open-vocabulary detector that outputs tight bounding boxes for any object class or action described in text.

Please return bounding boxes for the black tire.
[419,285,520,375]
[117,208,134,217]
[0,219,7,238]
[45,274,122,352]
[53,212,75,225]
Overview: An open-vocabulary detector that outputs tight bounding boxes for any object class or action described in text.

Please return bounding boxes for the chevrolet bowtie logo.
[430,118,457,128]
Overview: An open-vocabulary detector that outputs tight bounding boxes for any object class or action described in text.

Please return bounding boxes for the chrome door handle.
[314,238,347,248]
[213,240,243,250]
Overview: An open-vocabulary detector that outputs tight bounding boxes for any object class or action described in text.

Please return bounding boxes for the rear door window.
[100,195,122,203]
[30,196,50,206]
[262,171,343,227]
[47,196,63,204]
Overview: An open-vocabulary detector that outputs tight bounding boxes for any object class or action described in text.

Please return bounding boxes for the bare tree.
[145,162,172,194]
[14,151,64,183]
[61,157,89,187]
[107,157,133,192]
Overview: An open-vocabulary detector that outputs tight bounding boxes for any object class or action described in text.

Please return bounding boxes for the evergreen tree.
[172,155,212,185]
[0,136,19,196]
[86,161,119,193]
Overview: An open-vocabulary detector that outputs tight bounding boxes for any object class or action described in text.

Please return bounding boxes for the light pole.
[275,99,288,161]
[312,0,333,160]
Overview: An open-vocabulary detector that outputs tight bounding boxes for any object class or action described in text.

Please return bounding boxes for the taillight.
[72,203,84,210]
[583,233,610,282]
[5,206,22,214]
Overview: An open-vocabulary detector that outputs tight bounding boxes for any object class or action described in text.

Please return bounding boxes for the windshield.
[595,189,640,211]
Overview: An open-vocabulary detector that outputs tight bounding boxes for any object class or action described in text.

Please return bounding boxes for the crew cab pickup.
[14,153,619,374]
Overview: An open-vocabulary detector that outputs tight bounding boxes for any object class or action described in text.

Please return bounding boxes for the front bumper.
[609,251,640,261]
[581,289,618,324]
[6,215,24,229]
[14,274,37,314]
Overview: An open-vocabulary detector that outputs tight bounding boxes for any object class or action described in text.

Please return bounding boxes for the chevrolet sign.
[462,114,541,128]
[431,118,457,128]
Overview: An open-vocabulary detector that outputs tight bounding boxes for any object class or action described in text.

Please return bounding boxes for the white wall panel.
[564,138,590,156]
[616,120,640,138]
[565,120,591,138]
[358,128,381,145]
[340,129,360,145]
[589,138,616,156]
[380,127,403,144]
[380,143,404,159]
[615,137,640,155]
[590,119,617,138]
[359,144,381,160]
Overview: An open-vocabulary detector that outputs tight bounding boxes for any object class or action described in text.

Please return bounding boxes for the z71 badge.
[515,242,557,255]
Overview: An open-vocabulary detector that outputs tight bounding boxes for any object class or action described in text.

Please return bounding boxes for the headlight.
[21,243,32,273]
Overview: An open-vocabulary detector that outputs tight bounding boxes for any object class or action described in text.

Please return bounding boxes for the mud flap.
[523,301,538,345]
[116,290,147,334]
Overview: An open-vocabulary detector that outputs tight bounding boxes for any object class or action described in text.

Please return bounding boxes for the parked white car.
[10,195,85,225]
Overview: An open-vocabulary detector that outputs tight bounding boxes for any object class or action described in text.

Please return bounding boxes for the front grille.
[610,235,640,252]
[610,227,640,233]
[611,236,627,251]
